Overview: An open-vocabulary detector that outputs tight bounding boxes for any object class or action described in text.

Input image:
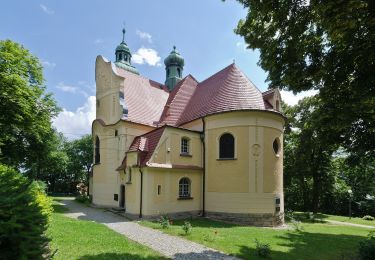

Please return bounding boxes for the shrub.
[363,215,375,221]
[255,239,271,258]
[182,221,192,235]
[158,215,170,229]
[75,194,91,205]
[290,218,304,231]
[358,232,375,260]
[0,164,52,259]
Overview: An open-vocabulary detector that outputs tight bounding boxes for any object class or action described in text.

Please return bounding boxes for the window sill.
[93,162,101,166]
[216,158,237,161]
[177,197,193,200]
[126,182,132,184]
[180,153,192,157]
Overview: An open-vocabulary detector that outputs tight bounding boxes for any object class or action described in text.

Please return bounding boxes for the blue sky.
[1,0,314,138]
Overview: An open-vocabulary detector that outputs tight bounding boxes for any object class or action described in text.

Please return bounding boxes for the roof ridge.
[197,63,235,86]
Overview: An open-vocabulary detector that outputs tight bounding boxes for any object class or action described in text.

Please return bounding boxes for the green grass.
[48,199,166,260]
[140,218,373,260]
[317,213,375,227]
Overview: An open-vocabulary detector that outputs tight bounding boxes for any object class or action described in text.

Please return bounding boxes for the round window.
[273,138,280,155]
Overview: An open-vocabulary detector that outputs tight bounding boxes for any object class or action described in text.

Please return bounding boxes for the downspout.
[139,166,143,218]
[201,118,206,217]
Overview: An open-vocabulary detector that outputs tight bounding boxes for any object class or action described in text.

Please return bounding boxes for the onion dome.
[114,28,139,74]
[164,46,184,67]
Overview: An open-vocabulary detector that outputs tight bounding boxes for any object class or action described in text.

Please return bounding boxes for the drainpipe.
[201,118,206,217]
[139,166,143,219]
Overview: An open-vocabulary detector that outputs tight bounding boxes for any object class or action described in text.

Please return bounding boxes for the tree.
[0,40,60,169]
[0,164,52,259]
[65,134,93,193]
[283,97,338,212]
[235,0,375,159]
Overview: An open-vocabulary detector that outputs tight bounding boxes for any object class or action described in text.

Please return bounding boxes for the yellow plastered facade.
[91,56,284,225]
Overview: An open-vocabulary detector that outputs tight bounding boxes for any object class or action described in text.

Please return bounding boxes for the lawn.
[48,199,166,260]
[317,213,375,227]
[140,218,373,260]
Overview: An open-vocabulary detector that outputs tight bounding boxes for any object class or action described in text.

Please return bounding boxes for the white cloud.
[53,96,96,139]
[40,4,54,15]
[280,89,319,106]
[94,38,104,44]
[56,82,88,97]
[41,59,56,68]
[136,30,152,43]
[56,82,76,93]
[132,47,161,66]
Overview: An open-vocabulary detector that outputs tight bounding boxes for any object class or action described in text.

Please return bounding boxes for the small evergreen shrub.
[0,164,52,259]
[158,215,170,229]
[362,215,375,221]
[182,221,192,235]
[255,239,271,258]
[358,232,375,260]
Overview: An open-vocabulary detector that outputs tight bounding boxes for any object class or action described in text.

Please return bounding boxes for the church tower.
[114,28,139,74]
[164,46,184,91]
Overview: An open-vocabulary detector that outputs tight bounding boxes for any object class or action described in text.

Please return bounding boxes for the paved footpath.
[326,220,375,229]
[60,198,239,260]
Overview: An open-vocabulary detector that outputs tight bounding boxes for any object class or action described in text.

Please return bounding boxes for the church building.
[90,29,285,226]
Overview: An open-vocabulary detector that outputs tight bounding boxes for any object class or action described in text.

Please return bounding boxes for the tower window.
[177,68,181,77]
[273,138,280,155]
[219,133,235,159]
[181,137,190,155]
[167,68,170,77]
[95,136,100,163]
[119,53,123,60]
[157,185,161,195]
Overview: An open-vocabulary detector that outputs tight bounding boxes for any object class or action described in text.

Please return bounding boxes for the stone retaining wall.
[205,211,285,227]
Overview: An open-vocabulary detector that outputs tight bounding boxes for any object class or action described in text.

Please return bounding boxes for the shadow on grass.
[79,251,233,260]
[52,202,69,213]
[78,253,166,260]
[235,231,363,260]
[157,218,239,229]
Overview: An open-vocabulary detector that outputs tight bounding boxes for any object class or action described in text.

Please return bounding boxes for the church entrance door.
[119,184,125,209]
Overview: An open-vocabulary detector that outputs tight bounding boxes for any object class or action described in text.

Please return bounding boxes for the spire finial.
[122,28,126,43]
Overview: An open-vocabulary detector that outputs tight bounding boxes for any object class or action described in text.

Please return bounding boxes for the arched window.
[95,136,100,163]
[119,53,123,61]
[219,133,235,159]
[179,178,191,198]
[167,68,170,77]
[177,68,181,77]
[273,138,280,155]
[181,137,190,155]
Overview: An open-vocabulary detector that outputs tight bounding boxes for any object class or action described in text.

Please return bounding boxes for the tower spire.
[114,26,139,74]
[122,27,126,43]
[164,46,184,91]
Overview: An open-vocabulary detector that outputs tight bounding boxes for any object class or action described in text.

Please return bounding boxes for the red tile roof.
[116,67,169,126]
[177,63,266,125]
[128,126,166,166]
[158,75,198,126]
[116,63,285,168]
